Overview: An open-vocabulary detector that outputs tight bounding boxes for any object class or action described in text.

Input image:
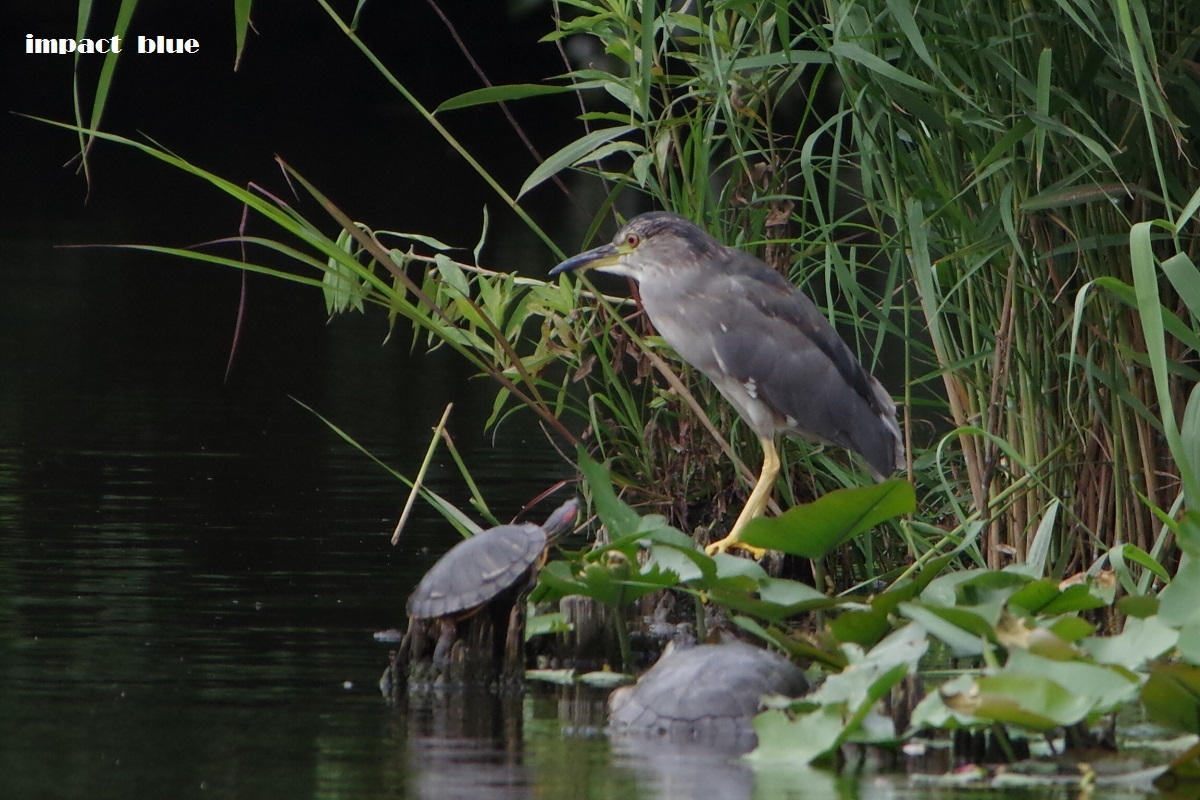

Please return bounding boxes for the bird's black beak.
[549,242,622,276]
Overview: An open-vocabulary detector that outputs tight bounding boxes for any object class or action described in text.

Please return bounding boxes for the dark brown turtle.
[608,640,808,748]
[406,498,579,666]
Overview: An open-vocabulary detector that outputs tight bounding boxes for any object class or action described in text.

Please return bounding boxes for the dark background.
[4,1,581,237]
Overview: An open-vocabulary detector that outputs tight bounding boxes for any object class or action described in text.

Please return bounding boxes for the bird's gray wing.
[703,264,899,476]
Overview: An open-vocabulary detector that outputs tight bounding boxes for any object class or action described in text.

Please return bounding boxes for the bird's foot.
[704,535,766,560]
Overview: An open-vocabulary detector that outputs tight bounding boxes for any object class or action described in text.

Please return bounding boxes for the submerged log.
[389,579,530,697]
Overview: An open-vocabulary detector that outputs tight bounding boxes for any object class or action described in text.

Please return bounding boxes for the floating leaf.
[526,669,578,686]
[578,670,634,689]
[526,611,571,638]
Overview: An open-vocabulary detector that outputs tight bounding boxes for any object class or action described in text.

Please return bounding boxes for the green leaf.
[910,675,979,730]
[518,125,636,199]
[1039,584,1109,615]
[435,83,583,114]
[1118,594,1160,619]
[1046,616,1096,643]
[712,552,768,582]
[1110,544,1172,589]
[1085,616,1178,670]
[970,673,1093,730]
[536,557,676,608]
[748,707,844,765]
[434,253,471,296]
[1130,220,1200,505]
[75,0,138,186]
[899,601,995,657]
[1159,559,1200,626]
[1144,662,1200,734]
[644,541,707,583]
[379,229,457,251]
[829,608,892,647]
[1182,383,1200,509]
[1007,578,1063,615]
[739,479,915,558]
[1006,649,1139,714]
[706,582,841,623]
[577,447,640,539]
[1021,499,1060,577]
[233,0,253,69]
[814,623,926,708]
[758,578,827,608]
[526,611,571,638]
[1021,182,1126,211]
[828,41,937,93]
[1179,623,1200,665]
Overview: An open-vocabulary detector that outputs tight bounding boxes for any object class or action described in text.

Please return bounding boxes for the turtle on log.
[397,498,578,690]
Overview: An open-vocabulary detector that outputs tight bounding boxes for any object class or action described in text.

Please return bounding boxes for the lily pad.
[578,670,634,689]
[526,668,578,685]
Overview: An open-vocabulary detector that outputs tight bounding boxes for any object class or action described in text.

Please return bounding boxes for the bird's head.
[550,212,720,282]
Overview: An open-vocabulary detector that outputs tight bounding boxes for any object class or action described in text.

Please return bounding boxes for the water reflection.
[610,736,760,798]
[404,692,533,799]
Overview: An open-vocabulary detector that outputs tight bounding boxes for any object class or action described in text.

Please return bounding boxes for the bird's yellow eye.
[624,233,640,248]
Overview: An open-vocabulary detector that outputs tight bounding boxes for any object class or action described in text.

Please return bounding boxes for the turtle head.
[542,498,580,538]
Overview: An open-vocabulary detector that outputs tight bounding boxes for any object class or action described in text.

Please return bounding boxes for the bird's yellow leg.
[705,437,779,558]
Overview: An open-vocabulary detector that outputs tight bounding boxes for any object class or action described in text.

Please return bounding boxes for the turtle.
[608,639,808,748]
[406,498,579,667]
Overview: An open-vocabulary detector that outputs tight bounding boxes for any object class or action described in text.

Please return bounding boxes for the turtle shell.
[608,641,808,745]
[406,522,548,620]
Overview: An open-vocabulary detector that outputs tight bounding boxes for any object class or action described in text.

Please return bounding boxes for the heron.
[551,212,902,557]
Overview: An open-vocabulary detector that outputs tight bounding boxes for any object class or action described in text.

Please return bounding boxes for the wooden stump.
[389,580,529,697]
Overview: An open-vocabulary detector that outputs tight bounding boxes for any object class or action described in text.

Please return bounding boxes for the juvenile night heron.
[551,212,902,557]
